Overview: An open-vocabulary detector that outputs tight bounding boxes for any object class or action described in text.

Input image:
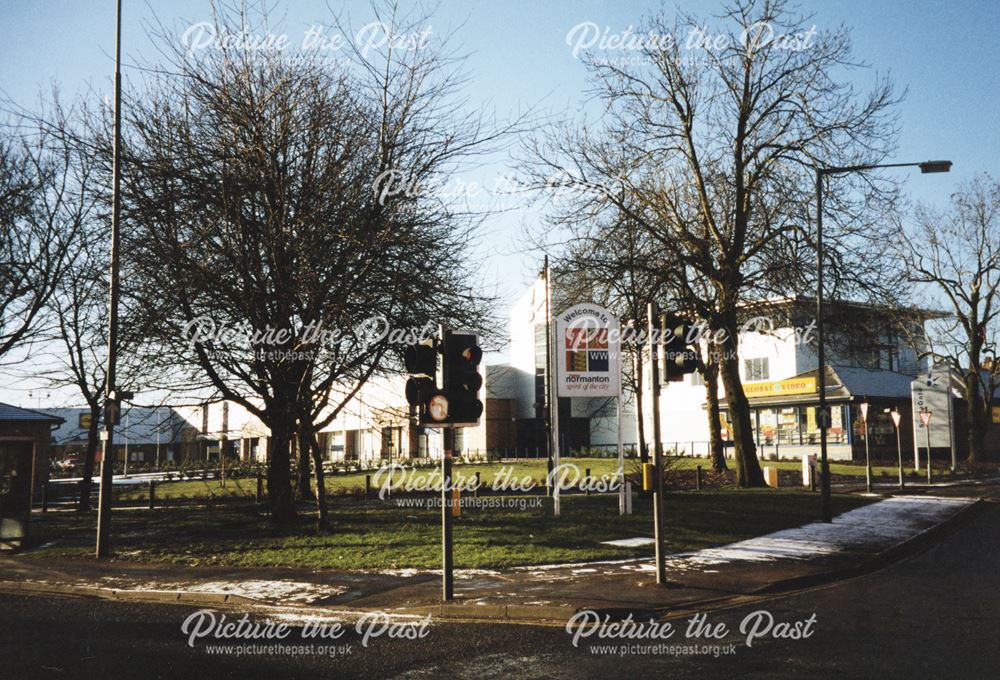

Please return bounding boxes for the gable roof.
[0,403,65,424]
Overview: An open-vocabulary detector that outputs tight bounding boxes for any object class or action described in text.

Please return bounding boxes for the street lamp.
[816,159,951,522]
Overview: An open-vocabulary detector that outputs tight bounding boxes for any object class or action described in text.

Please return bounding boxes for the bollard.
[365,474,372,499]
[810,464,817,492]
[148,481,156,510]
[42,481,49,513]
[696,465,703,491]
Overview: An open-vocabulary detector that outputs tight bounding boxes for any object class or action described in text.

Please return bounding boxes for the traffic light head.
[404,343,437,377]
[660,312,699,382]
[442,331,484,426]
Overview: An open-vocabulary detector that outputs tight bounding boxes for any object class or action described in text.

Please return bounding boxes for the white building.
[647,297,932,462]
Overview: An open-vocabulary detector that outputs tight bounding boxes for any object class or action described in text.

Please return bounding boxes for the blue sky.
[2,0,999,406]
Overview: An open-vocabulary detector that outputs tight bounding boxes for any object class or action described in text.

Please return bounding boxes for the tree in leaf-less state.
[118,1,501,523]
[0,118,82,366]
[897,176,1000,464]
[523,0,902,486]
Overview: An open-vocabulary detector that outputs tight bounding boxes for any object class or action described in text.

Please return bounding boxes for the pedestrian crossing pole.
[442,427,454,601]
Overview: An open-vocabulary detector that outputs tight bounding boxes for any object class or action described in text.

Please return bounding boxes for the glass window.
[776,407,799,445]
[744,357,769,381]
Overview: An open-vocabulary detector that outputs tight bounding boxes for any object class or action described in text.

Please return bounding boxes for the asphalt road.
[3,501,999,680]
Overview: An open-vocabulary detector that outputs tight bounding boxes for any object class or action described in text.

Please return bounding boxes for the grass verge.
[26,489,872,570]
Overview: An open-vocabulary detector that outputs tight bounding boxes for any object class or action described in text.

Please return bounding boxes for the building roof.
[829,366,916,400]
[48,407,182,445]
[0,403,65,424]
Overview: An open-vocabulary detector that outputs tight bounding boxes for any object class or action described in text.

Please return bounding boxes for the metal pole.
[863,415,872,493]
[816,169,832,523]
[442,427,455,601]
[155,408,161,469]
[617,390,625,515]
[96,0,123,558]
[896,418,904,489]
[545,258,561,516]
[123,409,129,478]
[648,302,667,586]
[926,420,933,485]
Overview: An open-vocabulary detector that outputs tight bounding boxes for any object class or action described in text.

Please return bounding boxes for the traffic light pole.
[442,427,454,601]
[648,302,667,586]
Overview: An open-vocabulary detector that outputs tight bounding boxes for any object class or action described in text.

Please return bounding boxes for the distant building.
[41,294,1000,468]
[648,297,959,462]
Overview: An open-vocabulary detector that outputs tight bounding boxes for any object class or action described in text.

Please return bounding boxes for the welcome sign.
[555,303,621,397]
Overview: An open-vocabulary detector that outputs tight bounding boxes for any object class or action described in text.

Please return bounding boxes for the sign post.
[919,410,933,484]
[860,401,872,493]
[888,409,904,489]
[647,302,667,586]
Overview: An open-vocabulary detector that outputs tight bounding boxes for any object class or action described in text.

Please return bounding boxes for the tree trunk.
[266,412,297,522]
[703,354,727,472]
[307,428,331,531]
[966,370,986,464]
[296,425,316,501]
[77,403,101,511]
[718,314,764,487]
[633,341,649,463]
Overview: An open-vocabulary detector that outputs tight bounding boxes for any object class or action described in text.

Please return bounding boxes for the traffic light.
[660,313,699,382]
[442,331,483,426]
[404,341,450,427]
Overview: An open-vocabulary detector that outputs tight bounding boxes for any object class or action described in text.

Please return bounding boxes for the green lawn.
[27,489,872,570]
[114,456,955,503]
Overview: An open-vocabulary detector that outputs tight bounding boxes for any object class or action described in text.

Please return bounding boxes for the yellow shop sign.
[744,377,817,398]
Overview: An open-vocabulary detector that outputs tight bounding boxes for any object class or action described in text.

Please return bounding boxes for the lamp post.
[96,0,125,558]
[816,160,951,522]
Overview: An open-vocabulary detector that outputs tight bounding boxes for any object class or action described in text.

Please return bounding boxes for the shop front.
[723,367,916,463]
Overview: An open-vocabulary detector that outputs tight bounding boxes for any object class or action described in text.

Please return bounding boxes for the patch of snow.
[601,537,655,548]
[191,580,348,604]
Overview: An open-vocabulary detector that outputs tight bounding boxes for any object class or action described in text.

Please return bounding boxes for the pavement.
[0,490,985,625]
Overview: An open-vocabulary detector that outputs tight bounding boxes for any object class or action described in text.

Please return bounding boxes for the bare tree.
[114,1,502,523]
[897,175,1000,463]
[523,0,901,486]
[0,118,83,365]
